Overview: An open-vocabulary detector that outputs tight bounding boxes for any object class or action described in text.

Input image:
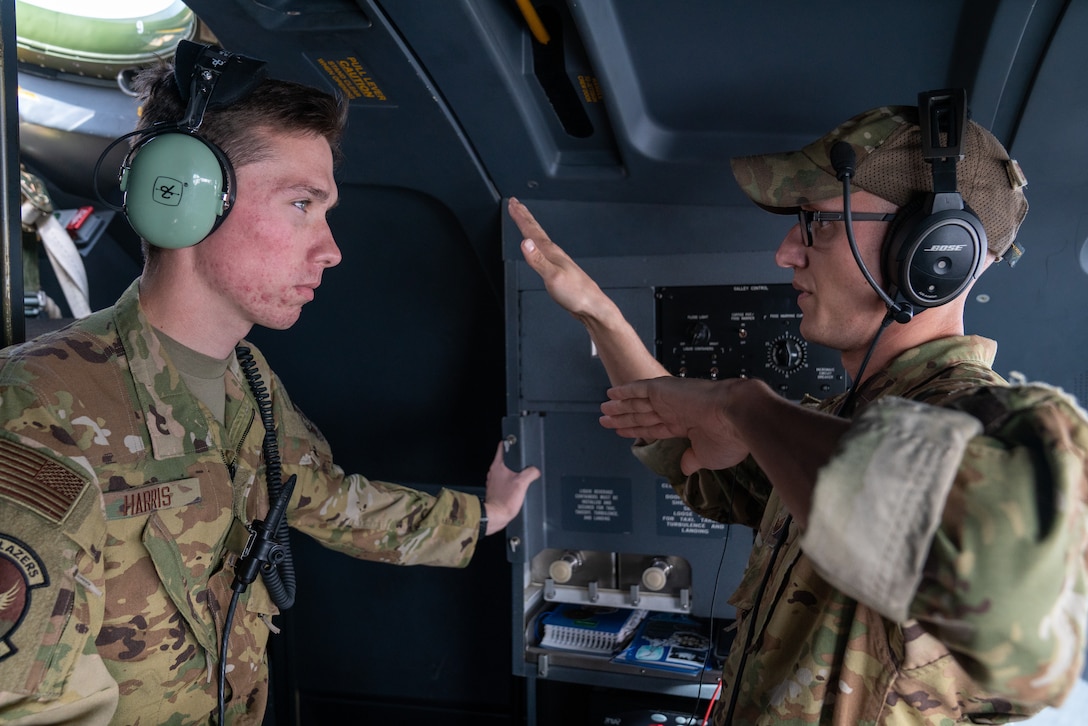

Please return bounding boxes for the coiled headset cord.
[216,345,299,724]
[233,345,297,608]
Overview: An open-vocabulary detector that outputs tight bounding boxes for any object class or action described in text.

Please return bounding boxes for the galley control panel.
[655,283,847,399]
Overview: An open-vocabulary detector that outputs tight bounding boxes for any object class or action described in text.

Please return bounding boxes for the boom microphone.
[830,140,855,180]
[829,141,913,324]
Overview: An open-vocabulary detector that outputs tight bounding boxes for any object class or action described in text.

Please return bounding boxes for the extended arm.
[508,197,668,386]
[604,376,1088,705]
[600,375,847,527]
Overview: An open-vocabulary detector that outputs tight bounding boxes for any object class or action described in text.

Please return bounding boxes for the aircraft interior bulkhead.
[2,1,1087,724]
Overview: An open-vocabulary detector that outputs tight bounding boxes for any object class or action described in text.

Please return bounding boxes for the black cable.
[218,591,242,726]
[687,523,732,724]
[835,142,913,326]
[721,169,896,719]
[214,346,299,723]
[836,150,899,416]
[235,345,297,610]
[217,472,295,724]
[720,512,791,724]
[92,128,152,212]
[721,316,886,723]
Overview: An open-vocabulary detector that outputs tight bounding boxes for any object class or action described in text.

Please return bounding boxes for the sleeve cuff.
[477,494,488,540]
[800,397,982,621]
[632,437,691,480]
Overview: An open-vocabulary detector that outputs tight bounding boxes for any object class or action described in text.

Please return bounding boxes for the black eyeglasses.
[797,209,896,247]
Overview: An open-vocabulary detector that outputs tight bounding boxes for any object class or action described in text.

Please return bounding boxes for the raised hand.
[508,197,610,319]
[508,197,669,385]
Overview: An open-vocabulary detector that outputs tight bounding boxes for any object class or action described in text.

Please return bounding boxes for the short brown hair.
[132,56,347,169]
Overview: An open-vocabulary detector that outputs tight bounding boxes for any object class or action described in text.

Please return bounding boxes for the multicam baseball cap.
[730,105,1029,264]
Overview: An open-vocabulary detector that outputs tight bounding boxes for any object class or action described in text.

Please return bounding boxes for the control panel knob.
[767,333,807,374]
[641,557,674,591]
[548,550,584,584]
[686,321,711,346]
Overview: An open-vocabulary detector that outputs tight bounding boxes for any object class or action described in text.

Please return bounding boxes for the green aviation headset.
[98,41,267,248]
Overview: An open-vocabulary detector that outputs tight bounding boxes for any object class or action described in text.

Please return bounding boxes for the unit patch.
[0,534,48,661]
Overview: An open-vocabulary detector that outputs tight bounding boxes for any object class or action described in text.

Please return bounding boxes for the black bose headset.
[832,88,987,324]
[881,88,987,314]
[96,41,267,249]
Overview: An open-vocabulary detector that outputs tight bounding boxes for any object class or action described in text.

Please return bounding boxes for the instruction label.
[560,476,632,533]
[316,56,390,103]
[578,74,603,103]
[655,481,728,537]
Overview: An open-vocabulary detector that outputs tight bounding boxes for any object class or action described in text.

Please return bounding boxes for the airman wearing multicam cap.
[730,102,1029,263]
[508,89,1088,725]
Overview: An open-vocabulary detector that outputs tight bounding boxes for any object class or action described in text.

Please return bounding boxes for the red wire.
[702,678,723,725]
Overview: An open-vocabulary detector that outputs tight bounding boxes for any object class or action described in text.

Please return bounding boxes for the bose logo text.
[923,244,966,252]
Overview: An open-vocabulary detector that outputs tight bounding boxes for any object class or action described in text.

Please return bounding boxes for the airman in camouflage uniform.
[630,338,1088,724]
[0,43,539,725]
[509,99,1088,724]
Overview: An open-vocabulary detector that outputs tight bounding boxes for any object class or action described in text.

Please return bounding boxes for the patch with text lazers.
[0,534,49,661]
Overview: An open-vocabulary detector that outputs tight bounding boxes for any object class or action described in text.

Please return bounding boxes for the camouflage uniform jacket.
[0,280,483,725]
[634,335,1088,725]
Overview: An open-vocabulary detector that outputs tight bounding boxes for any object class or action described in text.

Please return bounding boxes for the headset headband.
[918,88,967,196]
[173,40,269,131]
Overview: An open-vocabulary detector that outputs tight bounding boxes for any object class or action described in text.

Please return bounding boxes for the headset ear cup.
[882,196,925,305]
[121,132,234,248]
[883,195,985,309]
